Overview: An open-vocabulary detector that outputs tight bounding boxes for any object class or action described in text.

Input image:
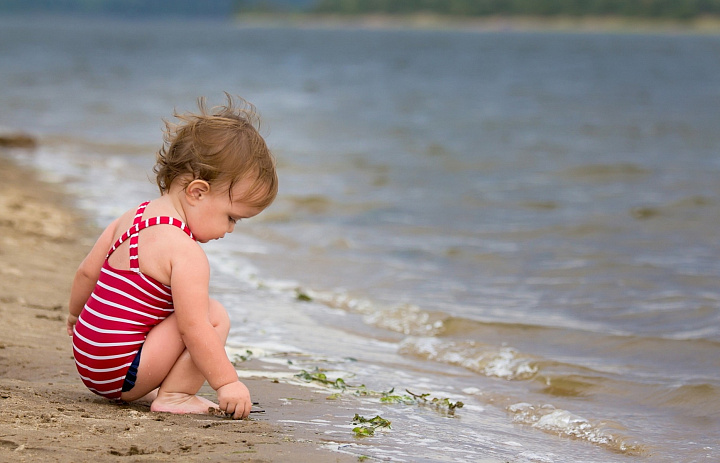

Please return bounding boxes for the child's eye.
[229,216,237,224]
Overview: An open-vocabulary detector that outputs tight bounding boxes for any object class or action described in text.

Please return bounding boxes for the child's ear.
[185,179,211,203]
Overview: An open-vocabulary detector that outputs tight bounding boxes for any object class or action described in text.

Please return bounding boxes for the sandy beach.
[233,13,720,34]
[0,146,359,462]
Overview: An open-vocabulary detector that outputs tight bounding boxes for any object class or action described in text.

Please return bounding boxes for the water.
[2,15,720,462]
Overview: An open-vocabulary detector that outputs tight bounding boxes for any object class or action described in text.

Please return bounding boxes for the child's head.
[154,94,277,210]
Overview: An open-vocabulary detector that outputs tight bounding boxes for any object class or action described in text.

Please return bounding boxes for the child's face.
[189,178,264,243]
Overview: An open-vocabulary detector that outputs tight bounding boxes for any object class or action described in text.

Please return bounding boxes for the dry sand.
[235,13,720,35]
[0,152,360,462]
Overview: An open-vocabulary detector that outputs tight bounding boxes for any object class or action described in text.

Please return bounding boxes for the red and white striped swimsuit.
[72,202,195,399]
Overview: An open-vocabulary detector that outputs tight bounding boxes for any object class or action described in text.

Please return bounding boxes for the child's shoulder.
[109,200,193,244]
[107,206,142,237]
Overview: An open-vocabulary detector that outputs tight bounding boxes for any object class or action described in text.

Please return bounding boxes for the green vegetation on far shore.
[242,0,720,20]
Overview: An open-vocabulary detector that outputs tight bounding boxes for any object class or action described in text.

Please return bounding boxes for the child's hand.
[216,381,252,419]
[66,314,78,336]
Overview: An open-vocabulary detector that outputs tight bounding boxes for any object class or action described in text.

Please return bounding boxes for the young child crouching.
[67,94,277,419]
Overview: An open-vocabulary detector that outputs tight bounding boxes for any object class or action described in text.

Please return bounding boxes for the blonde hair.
[154,93,278,209]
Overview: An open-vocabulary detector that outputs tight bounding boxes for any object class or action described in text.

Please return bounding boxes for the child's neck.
[159,188,189,223]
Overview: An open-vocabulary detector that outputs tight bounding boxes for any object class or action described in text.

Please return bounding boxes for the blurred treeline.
[310,0,720,19]
[0,0,236,16]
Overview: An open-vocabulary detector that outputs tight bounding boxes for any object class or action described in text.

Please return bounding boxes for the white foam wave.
[399,337,538,380]
[251,281,448,336]
[507,402,645,455]
[363,304,446,336]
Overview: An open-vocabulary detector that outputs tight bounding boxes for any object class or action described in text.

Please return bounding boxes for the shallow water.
[1,16,719,462]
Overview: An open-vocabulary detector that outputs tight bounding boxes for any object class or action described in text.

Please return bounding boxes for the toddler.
[66,94,277,419]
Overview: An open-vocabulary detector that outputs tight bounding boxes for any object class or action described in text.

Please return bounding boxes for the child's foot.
[150,392,218,415]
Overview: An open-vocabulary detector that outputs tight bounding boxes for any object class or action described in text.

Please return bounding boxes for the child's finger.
[239,401,250,420]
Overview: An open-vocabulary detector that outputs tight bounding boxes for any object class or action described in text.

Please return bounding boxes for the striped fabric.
[72,202,194,399]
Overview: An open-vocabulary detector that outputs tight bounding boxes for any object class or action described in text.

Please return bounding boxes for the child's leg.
[120,298,231,414]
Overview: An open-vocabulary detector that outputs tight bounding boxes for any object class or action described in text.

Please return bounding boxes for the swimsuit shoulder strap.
[106,202,195,270]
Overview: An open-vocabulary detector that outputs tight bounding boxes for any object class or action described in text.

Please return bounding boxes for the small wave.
[290,286,449,336]
[649,382,720,418]
[289,287,376,314]
[507,402,646,456]
[399,337,538,380]
[363,305,447,336]
[285,195,334,214]
[43,134,155,155]
[265,194,385,222]
[560,163,651,182]
[519,200,559,210]
[630,194,717,221]
[536,374,598,398]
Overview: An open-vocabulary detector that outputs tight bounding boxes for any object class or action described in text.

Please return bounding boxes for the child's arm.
[169,241,252,419]
[66,218,119,336]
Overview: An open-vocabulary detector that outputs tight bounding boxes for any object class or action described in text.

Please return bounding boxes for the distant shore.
[234,12,720,34]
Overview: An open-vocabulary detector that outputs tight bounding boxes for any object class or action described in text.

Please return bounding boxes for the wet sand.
[0,152,358,462]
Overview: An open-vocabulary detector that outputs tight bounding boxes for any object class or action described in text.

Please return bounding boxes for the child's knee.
[208,298,230,334]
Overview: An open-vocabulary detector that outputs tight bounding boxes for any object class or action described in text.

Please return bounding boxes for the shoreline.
[233,12,720,34]
[0,146,357,462]
[4,11,719,35]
